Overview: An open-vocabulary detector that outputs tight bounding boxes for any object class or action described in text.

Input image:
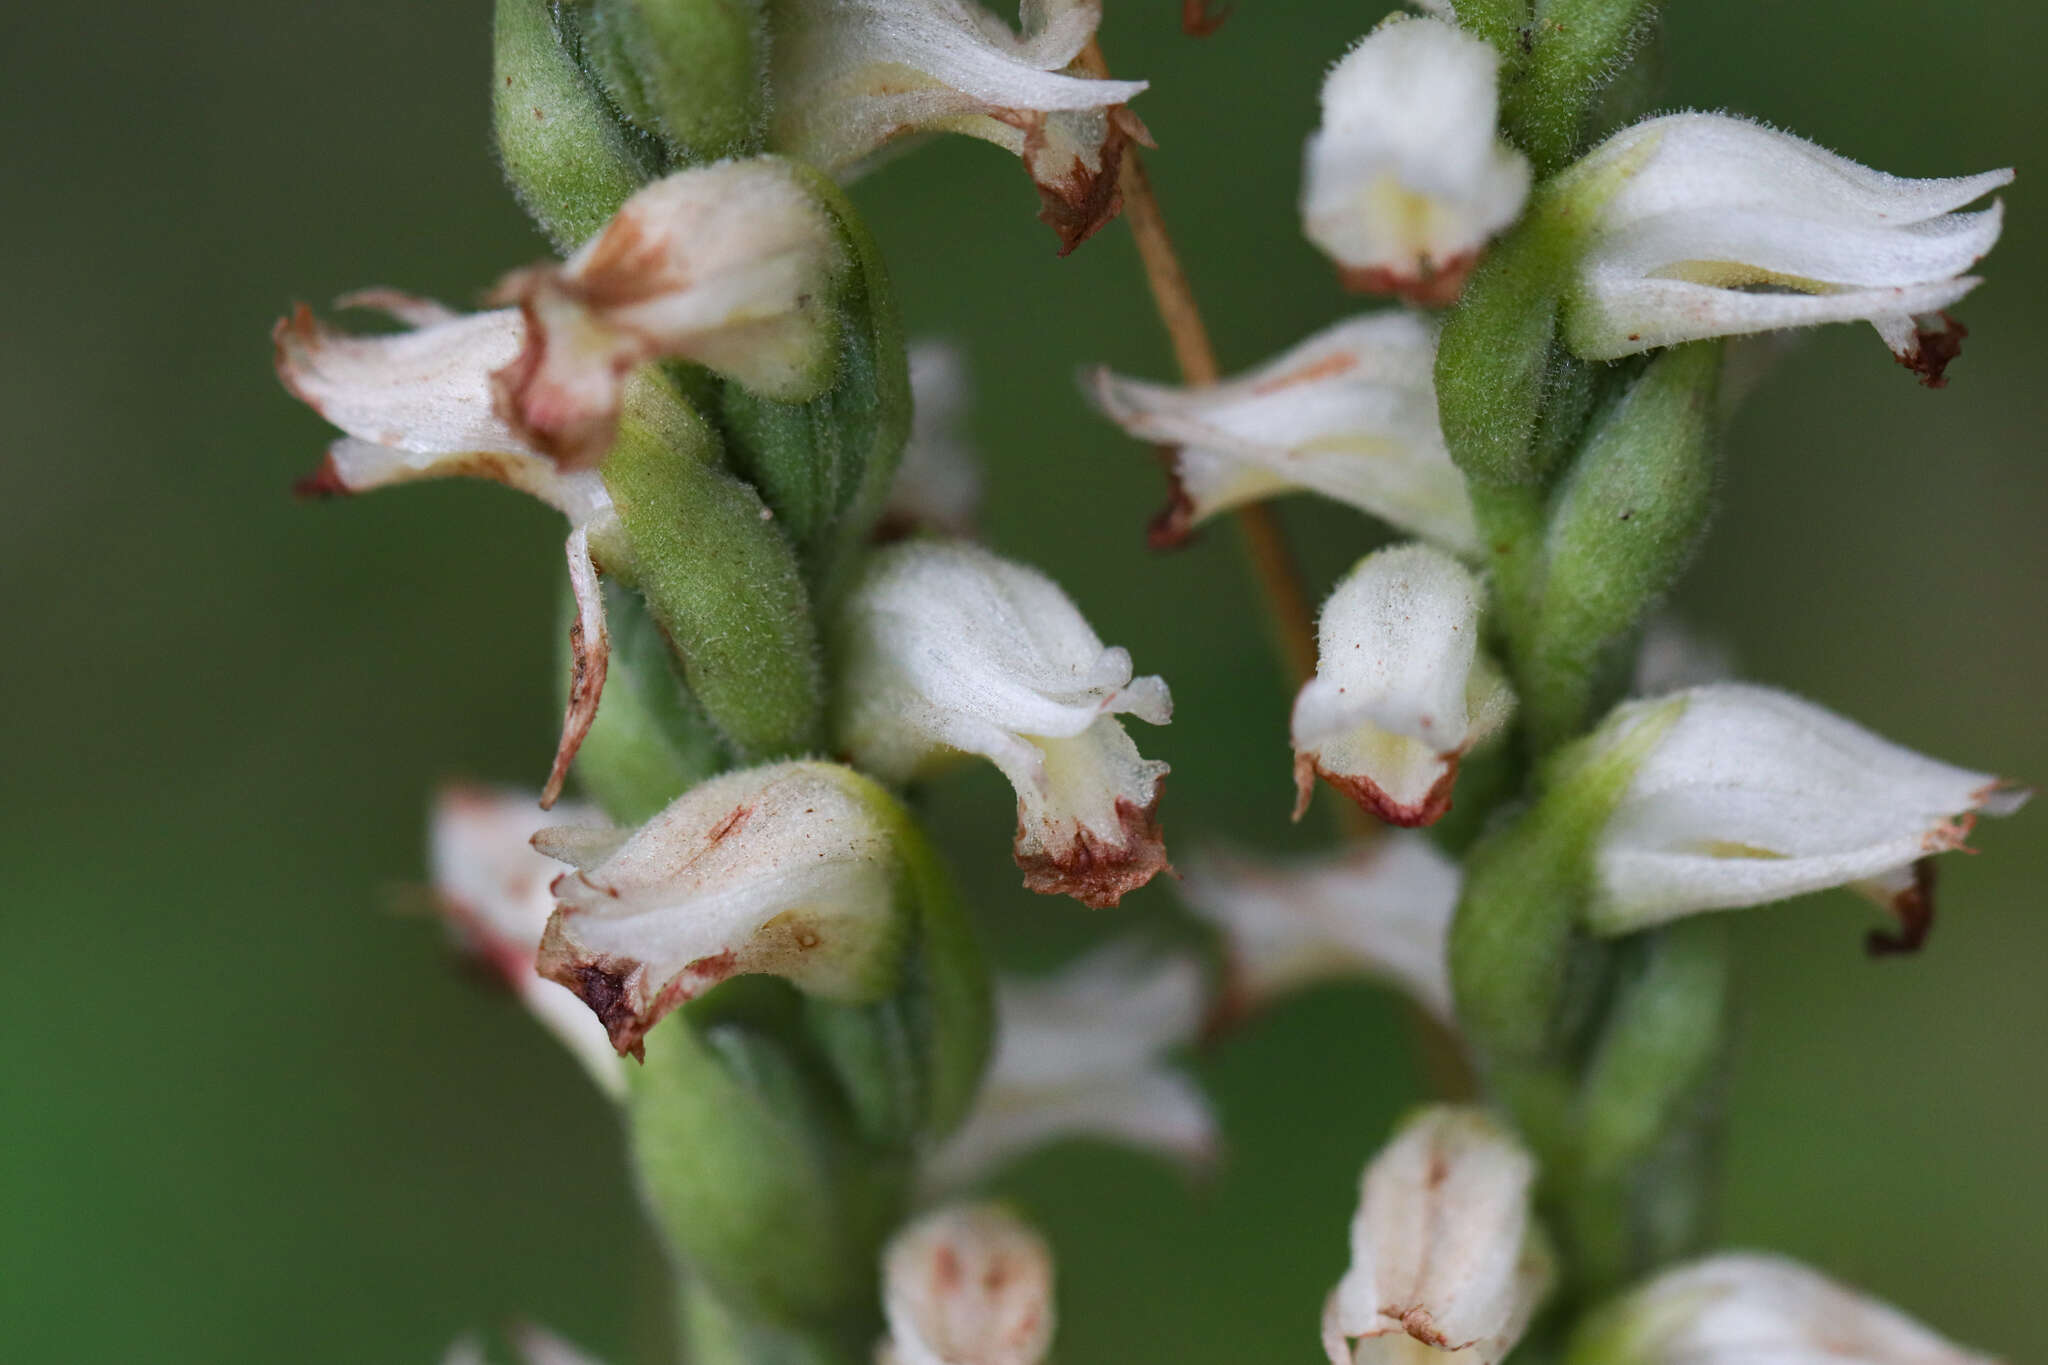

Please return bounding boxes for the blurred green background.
[5,2,2042,1360]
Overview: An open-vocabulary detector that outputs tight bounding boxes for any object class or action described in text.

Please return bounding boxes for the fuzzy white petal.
[1293,545,1511,826]
[1087,314,1477,554]
[1302,17,1529,298]
[1581,1253,1997,1365]
[535,762,907,1056]
[923,941,1214,1190]
[1179,835,1460,1023]
[429,787,626,1098]
[835,542,1172,907]
[1563,114,2010,364]
[1325,1108,1552,1365]
[881,1204,1056,1365]
[1588,684,2026,932]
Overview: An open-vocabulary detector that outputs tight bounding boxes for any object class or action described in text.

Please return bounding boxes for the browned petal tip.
[1337,252,1480,308]
[1181,0,1232,36]
[540,622,608,810]
[1895,312,1968,389]
[1021,109,1138,256]
[292,451,349,500]
[541,941,651,1061]
[1015,796,1171,909]
[1867,857,1938,957]
[1145,449,1196,551]
[1311,757,1460,829]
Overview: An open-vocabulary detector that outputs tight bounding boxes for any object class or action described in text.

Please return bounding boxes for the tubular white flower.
[429,787,627,1098]
[1302,16,1530,304]
[1583,684,2029,941]
[879,342,984,540]
[1086,314,1477,554]
[768,0,1149,252]
[534,761,909,1057]
[922,941,1214,1191]
[1323,1107,1553,1365]
[1178,835,1460,1025]
[1572,1253,1998,1365]
[491,158,844,465]
[879,1204,1056,1365]
[1293,545,1512,828]
[274,294,615,807]
[834,541,1172,908]
[1560,114,2012,384]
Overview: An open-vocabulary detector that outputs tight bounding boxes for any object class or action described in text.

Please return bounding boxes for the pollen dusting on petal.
[1866,857,1938,958]
[1301,752,1461,829]
[1892,312,1970,389]
[1015,794,1171,908]
[1338,249,1481,308]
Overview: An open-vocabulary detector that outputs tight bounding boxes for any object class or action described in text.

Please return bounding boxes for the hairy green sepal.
[572,0,767,164]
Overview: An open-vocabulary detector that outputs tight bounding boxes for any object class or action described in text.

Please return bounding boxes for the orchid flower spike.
[878,342,984,541]
[1086,313,1478,554]
[833,540,1173,908]
[1559,114,2012,386]
[1567,1253,1998,1365]
[1577,684,2029,947]
[1178,834,1460,1027]
[534,761,913,1058]
[1301,16,1530,305]
[878,1204,1057,1365]
[491,157,844,466]
[429,787,628,1098]
[922,940,1214,1192]
[274,293,617,807]
[1325,1106,1554,1365]
[1293,544,1513,828]
[767,0,1149,252]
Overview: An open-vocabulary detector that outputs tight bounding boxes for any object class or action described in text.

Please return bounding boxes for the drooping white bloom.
[535,761,909,1057]
[879,342,984,540]
[878,1204,1056,1365]
[1570,1253,1998,1365]
[429,787,627,1098]
[1293,545,1512,828]
[1324,1107,1553,1365]
[442,1325,607,1365]
[491,158,844,465]
[275,293,615,806]
[1178,834,1460,1025]
[1560,114,2012,384]
[1085,313,1477,554]
[833,541,1173,908]
[767,0,1149,252]
[922,941,1214,1191]
[1581,684,2028,943]
[1302,16,1530,304]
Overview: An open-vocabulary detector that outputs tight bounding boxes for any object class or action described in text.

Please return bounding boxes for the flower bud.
[922,940,1214,1191]
[767,0,1150,252]
[493,0,654,252]
[273,294,619,806]
[492,156,846,467]
[1178,835,1460,1025]
[1301,16,1531,305]
[1576,684,2029,942]
[879,1204,1056,1365]
[1293,545,1513,828]
[1086,314,1477,554]
[535,760,914,1057]
[429,787,628,1098]
[1568,1253,1998,1365]
[833,541,1173,908]
[1557,114,2011,386]
[1323,1106,1554,1365]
